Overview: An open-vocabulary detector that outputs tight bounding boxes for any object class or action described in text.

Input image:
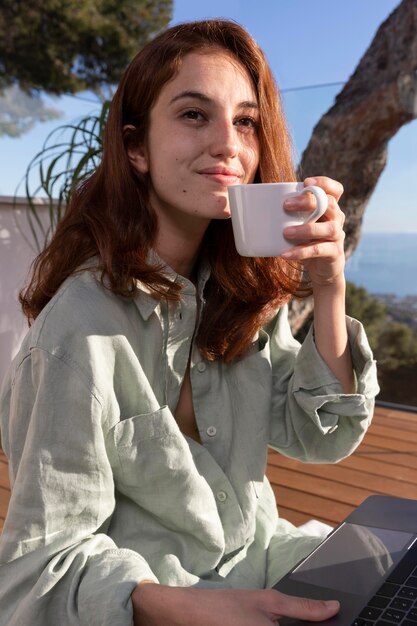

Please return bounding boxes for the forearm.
[131,582,340,626]
[312,276,356,394]
[281,175,356,395]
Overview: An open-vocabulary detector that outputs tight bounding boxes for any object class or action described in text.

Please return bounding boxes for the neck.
[153,210,210,280]
[155,226,206,280]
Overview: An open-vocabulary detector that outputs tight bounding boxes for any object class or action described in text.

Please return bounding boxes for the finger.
[317,195,345,225]
[283,219,345,244]
[280,240,345,262]
[304,176,344,202]
[283,193,321,214]
[271,592,340,621]
[284,194,344,226]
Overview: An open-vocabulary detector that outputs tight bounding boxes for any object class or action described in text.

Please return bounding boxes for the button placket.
[165,296,196,410]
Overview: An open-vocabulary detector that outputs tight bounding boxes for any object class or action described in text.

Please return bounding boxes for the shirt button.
[206,426,217,437]
[216,491,227,502]
[197,362,206,372]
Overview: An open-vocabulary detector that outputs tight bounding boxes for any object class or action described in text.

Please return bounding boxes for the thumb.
[274,592,340,621]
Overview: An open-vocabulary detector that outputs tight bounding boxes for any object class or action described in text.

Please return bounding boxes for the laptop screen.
[288,522,415,596]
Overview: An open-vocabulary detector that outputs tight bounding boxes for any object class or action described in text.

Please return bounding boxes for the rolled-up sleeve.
[0,348,158,626]
[267,309,379,463]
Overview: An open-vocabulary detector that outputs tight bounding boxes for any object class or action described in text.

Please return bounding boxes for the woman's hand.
[282,175,355,393]
[282,176,346,289]
[132,583,340,626]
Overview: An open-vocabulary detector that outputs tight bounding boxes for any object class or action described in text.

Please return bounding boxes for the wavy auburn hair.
[20,19,307,361]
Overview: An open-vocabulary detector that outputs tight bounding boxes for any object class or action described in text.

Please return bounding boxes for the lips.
[198,166,242,185]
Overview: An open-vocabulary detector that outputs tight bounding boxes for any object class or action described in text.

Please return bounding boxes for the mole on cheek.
[182,189,187,193]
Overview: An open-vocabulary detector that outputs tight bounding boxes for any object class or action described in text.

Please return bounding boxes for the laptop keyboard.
[352,542,417,626]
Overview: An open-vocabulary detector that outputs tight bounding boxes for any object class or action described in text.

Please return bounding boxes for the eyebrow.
[169,90,259,110]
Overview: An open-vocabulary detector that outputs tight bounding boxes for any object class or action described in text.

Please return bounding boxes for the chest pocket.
[106,406,223,535]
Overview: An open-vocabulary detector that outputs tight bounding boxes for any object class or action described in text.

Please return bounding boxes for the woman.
[0,19,378,626]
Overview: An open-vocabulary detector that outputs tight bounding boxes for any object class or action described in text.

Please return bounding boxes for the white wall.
[0,196,51,387]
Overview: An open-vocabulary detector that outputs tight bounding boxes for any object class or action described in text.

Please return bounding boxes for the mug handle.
[301,186,328,222]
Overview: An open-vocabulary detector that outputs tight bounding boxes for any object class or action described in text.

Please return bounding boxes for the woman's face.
[128,50,260,233]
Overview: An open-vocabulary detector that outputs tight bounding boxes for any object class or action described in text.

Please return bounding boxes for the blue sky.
[1,0,415,232]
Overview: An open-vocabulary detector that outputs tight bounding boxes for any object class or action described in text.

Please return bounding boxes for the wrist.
[132,582,160,625]
[312,274,346,298]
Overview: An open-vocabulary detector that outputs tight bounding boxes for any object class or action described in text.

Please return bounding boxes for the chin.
[211,207,231,221]
[211,194,231,219]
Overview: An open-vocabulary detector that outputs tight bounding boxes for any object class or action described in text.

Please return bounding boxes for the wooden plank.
[354,445,417,470]
[271,485,356,525]
[0,469,10,491]
[0,448,10,492]
[337,452,417,484]
[374,407,417,422]
[268,466,371,507]
[268,446,417,483]
[358,433,416,454]
[367,423,417,444]
[375,415,417,434]
[267,455,416,499]
[0,487,10,520]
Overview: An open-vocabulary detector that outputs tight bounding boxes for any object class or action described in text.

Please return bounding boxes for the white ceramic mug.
[228,182,328,257]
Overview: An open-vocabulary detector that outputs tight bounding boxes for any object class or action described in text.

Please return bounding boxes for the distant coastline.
[345,232,417,298]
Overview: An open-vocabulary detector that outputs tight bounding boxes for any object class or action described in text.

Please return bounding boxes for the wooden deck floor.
[267,404,417,527]
[0,404,416,532]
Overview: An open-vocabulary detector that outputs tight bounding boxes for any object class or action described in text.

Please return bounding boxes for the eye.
[235,116,259,130]
[181,109,206,122]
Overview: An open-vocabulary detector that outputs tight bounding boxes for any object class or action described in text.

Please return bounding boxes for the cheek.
[245,146,260,180]
[156,145,191,180]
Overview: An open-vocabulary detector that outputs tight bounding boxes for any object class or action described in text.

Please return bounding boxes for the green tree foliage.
[345,283,387,347]
[345,282,417,404]
[0,0,172,94]
[377,323,417,369]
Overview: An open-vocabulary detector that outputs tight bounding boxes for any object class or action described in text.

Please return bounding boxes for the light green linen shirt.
[0,264,379,625]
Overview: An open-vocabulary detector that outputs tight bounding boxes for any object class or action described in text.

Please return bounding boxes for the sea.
[345,232,417,298]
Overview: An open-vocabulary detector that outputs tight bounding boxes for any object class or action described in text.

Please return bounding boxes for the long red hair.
[20,19,307,361]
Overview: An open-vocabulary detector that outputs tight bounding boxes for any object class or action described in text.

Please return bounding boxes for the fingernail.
[283,199,297,207]
[284,227,296,237]
[305,177,317,186]
[324,600,340,610]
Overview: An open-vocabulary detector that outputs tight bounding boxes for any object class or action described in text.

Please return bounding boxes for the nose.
[208,118,238,158]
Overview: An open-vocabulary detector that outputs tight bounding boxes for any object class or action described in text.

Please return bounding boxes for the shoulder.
[6,271,143,410]
[20,271,137,359]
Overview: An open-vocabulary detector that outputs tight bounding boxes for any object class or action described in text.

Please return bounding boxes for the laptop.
[273,495,417,626]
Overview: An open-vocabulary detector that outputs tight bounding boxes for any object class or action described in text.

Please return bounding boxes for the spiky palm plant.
[16,100,109,251]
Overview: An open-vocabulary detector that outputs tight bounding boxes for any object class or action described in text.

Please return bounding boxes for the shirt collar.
[133,251,211,321]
